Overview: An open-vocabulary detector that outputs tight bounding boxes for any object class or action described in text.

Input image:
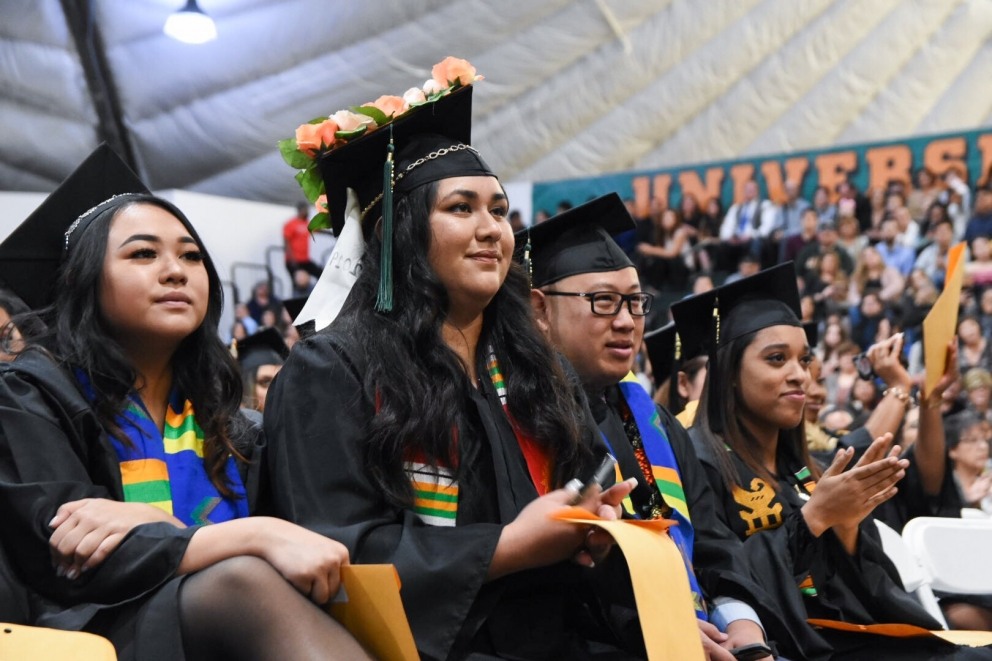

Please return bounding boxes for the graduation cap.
[644,321,708,413]
[513,192,635,288]
[803,320,819,349]
[317,85,494,312]
[643,322,676,392]
[318,85,493,237]
[282,295,317,339]
[282,296,308,322]
[0,144,149,309]
[234,327,290,375]
[669,262,802,432]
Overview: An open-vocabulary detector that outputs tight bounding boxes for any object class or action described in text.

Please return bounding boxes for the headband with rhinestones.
[63,192,145,253]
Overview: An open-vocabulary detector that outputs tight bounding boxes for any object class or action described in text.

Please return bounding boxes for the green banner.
[533,127,992,220]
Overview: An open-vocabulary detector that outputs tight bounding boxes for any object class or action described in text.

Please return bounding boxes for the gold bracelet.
[883,386,914,410]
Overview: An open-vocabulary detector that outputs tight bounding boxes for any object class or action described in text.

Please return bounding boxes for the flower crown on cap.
[279,56,483,233]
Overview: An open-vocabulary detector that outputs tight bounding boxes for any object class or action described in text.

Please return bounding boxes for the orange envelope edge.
[328,564,419,661]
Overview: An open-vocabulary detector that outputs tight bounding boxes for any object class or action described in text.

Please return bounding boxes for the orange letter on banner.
[865,145,912,194]
[653,174,672,212]
[923,138,967,181]
[761,158,810,204]
[729,164,756,204]
[977,134,992,187]
[678,168,725,208]
[632,176,651,219]
[815,152,857,202]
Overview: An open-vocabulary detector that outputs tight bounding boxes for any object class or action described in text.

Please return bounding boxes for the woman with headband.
[0,146,368,660]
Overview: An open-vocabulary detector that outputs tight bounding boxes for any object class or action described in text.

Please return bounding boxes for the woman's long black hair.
[16,197,243,496]
[697,330,820,492]
[340,180,588,506]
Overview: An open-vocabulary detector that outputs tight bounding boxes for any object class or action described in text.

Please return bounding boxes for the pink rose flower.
[330,109,376,133]
[403,86,427,105]
[295,118,338,156]
[315,194,328,214]
[367,95,408,119]
[431,57,478,87]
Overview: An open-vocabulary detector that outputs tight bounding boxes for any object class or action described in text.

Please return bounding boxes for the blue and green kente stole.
[615,373,708,620]
[77,371,248,525]
[402,350,552,527]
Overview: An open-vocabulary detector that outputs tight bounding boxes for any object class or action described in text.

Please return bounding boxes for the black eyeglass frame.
[542,290,654,317]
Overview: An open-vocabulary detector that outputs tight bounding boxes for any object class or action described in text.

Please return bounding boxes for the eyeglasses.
[543,290,653,317]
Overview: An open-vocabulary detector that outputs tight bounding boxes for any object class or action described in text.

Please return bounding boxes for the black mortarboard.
[669,262,801,352]
[0,144,149,309]
[318,85,494,237]
[643,322,676,391]
[235,327,289,375]
[803,321,819,349]
[514,193,634,288]
[282,296,308,322]
[670,262,803,433]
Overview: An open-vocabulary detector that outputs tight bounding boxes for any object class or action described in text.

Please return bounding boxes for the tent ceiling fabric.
[2,0,992,205]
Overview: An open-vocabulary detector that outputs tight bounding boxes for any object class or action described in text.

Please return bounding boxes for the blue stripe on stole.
[613,379,708,621]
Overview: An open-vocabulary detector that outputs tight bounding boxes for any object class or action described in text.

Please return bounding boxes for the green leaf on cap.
[307,211,330,233]
[335,126,369,141]
[352,105,389,126]
[279,139,313,169]
[296,167,324,203]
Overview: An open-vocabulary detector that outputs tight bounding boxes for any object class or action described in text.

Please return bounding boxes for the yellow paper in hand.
[327,564,419,661]
[555,508,706,661]
[923,242,966,396]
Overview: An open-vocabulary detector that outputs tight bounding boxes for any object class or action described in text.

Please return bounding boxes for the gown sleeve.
[263,332,502,661]
[0,356,195,611]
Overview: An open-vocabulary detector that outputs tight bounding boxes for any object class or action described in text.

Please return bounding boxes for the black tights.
[179,556,371,661]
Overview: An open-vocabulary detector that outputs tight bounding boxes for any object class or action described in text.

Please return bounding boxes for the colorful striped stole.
[616,373,708,620]
[400,350,552,527]
[486,352,552,496]
[76,371,249,525]
[404,456,459,527]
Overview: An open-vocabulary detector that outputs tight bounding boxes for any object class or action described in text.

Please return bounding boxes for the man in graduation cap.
[519,193,782,660]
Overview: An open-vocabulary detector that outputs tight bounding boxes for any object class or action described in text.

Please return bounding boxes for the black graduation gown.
[264,321,640,661]
[0,349,264,661]
[689,427,992,660]
[594,388,822,659]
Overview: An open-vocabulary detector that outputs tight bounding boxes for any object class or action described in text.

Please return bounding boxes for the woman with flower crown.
[0,146,369,660]
[266,58,643,660]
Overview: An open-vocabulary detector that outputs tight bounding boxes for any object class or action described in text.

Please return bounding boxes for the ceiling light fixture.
[164,0,217,44]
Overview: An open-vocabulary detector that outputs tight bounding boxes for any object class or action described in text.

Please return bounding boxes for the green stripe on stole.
[617,374,707,621]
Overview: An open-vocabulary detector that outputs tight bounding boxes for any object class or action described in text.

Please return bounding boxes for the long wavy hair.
[17,197,243,496]
[697,330,820,493]
[339,180,588,506]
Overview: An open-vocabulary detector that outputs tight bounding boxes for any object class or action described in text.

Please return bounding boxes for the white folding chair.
[874,519,949,629]
[960,508,991,520]
[902,517,992,596]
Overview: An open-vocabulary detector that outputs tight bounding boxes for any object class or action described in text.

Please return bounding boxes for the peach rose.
[330,109,376,133]
[431,56,478,87]
[403,86,427,105]
[367,95,408,119]
[296,118,338,156]
[315,194,328,214]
